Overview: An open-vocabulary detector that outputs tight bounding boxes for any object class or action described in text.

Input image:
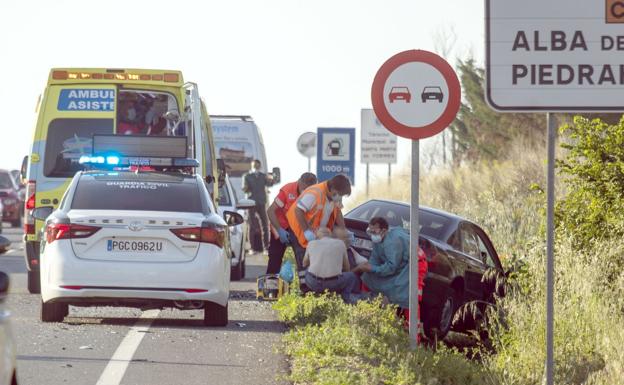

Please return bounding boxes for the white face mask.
[332,194,342,203]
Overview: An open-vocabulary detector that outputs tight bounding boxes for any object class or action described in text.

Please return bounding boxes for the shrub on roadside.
[275,293,496,385]
[556,116,624,249]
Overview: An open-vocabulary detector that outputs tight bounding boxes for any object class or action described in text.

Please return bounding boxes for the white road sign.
[296,132,316,158]
[360,109,397,164]
[486,0,624,111]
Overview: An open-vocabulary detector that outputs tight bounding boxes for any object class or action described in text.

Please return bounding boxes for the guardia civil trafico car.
[33,136,243,326]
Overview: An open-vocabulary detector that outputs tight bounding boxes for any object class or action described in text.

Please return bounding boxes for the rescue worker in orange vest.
[286,174,352,272]
[266,172,318,274]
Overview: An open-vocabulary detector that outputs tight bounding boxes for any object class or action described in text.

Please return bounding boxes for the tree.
[449,59,546,164]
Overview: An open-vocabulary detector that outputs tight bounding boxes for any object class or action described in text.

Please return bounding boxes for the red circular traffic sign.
[371,50,461,140]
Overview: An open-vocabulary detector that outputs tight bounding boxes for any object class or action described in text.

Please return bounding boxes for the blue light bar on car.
[79,155,198,168]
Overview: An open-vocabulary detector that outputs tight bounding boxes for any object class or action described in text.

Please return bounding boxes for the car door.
[473,225,503,299]
[456,222,487,301]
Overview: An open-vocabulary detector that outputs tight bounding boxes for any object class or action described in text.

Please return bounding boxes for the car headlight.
[2,198,16,205]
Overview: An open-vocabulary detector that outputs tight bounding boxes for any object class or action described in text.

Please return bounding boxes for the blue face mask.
[371,234,383,243]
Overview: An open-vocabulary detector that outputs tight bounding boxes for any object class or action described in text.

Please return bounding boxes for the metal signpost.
[486,1,624,383]
[316,127,356,184]
[371,50,461,347]
[361,109,397,196]
[296,131,317,172]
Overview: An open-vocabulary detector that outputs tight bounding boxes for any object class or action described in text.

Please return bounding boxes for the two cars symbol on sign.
[388,86,445,104]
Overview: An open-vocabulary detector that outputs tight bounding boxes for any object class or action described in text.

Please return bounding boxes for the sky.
[0,0,484,199]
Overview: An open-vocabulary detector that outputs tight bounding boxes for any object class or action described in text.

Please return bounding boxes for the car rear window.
[345,201,451,241]
[71,178,202,212]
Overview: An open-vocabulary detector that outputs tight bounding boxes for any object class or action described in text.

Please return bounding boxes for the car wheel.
[203,301,228,327]
[424,288,458,341]
[41,300,68,323]
[27,270,41,294]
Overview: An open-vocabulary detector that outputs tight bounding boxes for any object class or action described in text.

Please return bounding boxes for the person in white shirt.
[303,227,359,303]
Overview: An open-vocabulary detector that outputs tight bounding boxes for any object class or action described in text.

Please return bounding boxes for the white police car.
[32,142,243,327]
[217,175,255,280]
[0,272,17,385]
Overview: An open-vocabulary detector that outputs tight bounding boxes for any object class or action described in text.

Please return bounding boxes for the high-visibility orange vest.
[286,181,339,247]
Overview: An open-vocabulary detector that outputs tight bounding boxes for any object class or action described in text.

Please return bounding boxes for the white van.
[210,115,280,252]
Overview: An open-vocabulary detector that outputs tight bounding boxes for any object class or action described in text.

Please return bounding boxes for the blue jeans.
[305,271,360,304]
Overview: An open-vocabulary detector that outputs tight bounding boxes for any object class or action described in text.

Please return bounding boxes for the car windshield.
[345,201,451,241]
[424,87,441,92]
[71,175,203,213]
[215,141,254,178]
[392,87,409,92]
[0,172,14,189]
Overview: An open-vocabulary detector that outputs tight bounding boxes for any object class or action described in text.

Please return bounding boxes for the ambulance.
[23,68,220,293]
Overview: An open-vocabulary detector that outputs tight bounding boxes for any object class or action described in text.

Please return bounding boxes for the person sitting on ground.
[303,227,359,303]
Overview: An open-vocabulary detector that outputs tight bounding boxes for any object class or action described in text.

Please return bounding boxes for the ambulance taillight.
[24,180,36,235]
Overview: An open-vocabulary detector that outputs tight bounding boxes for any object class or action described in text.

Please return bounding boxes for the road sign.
[316,127,355,184]
[371,50,460,348]
[371,50,461,140]
[360,109,397,164]
[296,132,317,158]
[486,0,624,111]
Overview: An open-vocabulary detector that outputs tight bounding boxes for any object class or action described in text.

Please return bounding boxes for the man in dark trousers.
[242,159,273,251]
[266,172,317,274]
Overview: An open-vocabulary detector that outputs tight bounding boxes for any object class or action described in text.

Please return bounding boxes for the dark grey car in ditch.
[344,199,504,340]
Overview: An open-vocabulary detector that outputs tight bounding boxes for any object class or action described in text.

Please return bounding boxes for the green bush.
[556,116,624,248]
[275,293,495,385]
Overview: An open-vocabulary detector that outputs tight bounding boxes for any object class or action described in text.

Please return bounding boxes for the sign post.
[361,108,397,197]
[371,50,461,346]
[316,127,355,184]
[296,132,317,173]
[486,2,624,383]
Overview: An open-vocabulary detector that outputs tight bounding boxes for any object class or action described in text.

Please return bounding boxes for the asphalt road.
[0,224,289,385]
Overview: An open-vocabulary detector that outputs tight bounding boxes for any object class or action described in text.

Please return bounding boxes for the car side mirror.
[223,210,244,226]
[236,198,256,210]
[0,271,9,301]
[32,206,54,221]
[271,167,281,184]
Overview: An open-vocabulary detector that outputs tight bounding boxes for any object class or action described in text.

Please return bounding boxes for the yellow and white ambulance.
[24,68,219,293]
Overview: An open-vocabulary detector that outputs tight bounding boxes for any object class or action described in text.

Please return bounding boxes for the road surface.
[0,224,289,385]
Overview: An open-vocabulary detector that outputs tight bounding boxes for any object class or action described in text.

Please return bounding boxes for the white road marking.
[95,309,160,385]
